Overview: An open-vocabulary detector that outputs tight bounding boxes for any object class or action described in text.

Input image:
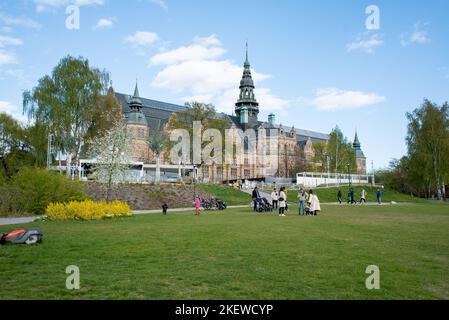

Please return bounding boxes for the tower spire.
[130,80,143,110]
[235,42,259,127]
[245,41,249,66]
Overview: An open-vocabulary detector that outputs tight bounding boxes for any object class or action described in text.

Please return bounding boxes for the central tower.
[235,43,259,129]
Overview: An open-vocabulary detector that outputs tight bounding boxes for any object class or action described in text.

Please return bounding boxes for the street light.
[346,162,351,187]
[326,153,331,187]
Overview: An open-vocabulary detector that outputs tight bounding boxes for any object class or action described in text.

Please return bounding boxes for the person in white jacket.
[308,190,321,216]
[278,187,287,217]
[271,188,279,209]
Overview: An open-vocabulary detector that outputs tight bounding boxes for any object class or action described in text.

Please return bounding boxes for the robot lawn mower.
[0,228,43,245]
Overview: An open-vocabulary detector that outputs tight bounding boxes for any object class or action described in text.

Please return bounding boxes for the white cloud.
[0,35,23,47]
[93,17,116,30]
[346,33,383,54]
[150,35,226,65]
[150,35,288,113]
[125,31,159,47]
[0,13,42,30]
[0,101,27,123]
[0,51,18,66]
[310,88,386,111]
[401,22,430,46]
[150,0,168,11]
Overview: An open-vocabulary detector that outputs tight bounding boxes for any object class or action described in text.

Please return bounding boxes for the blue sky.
[0,0,448,169]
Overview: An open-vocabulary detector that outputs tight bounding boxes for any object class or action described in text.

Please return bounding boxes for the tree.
[149,130,166,182]
[167,102,228,180]
[23,56,117,178]
[406,100,449,200]
[88,118,132,202]
[312,141,328,173]
[326,126,357,173]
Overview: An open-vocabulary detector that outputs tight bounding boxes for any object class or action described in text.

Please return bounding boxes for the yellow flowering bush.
[46,200,132,221]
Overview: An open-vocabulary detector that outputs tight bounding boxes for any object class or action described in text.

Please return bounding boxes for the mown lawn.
[0,203,448,299]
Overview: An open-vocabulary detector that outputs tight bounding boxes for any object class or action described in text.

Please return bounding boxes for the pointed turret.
[129,82,143,111]
[353,130,366,174]
[127,82,147,126]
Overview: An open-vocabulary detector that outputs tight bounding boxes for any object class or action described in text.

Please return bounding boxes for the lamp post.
[326,153,331,187]
[346,162,351,187]
[193,164,197,201]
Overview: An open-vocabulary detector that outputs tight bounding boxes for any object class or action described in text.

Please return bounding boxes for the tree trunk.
[156,155,161,182]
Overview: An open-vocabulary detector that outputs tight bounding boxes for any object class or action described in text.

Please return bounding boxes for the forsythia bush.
[46,200,132,221]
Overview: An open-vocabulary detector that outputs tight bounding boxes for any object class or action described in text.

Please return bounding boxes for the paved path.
[0,217,38,227]
[133,205,248,215]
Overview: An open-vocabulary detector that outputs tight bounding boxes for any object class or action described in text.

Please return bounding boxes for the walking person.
[360,188,366,204]
[252,187,261,212]
[377,187,382,205]
[278,187,287,217]
[194,196,201,215]
[162,202,168,215]
[284,187,289,213]
[309,190,321,216]
[271,188,279,209]
[337,189,342,204]
[298,188,308,215]
[348,188,355,204]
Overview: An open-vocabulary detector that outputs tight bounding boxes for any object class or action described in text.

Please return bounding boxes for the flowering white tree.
[89,118,132,202]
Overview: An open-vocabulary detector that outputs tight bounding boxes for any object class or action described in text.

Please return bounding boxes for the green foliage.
[0,168,88,215]
[327,126,357,173]
[22,56,119,174]
[381,100,449,198]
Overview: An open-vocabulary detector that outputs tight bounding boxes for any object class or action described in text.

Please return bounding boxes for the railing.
[296,172,370,188]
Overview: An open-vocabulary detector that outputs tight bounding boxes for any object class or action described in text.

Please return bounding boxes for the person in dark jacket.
[162,202,168,215]
[337,189,342,204]
[252,187,261,211]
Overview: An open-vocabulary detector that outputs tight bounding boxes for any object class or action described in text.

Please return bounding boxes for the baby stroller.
[305,202,313,216]
[262,197,273,212]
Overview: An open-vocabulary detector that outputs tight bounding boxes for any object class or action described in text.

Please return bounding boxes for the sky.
[0,0,448,170]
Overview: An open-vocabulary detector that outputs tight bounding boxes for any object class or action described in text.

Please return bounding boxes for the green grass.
[265,186,430,204]
[196,184,250,205]
[1,203,448,299]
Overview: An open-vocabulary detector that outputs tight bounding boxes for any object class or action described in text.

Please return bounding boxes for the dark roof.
[116,92,186,130]
[116,92,329,143]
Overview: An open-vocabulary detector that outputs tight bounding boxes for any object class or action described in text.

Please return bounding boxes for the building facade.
[116,47,367,182]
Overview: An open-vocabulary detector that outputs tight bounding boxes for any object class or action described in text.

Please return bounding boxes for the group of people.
[253,186,321,217]
[337,187,383,205]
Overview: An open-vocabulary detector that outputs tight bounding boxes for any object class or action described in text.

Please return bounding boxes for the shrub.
[0,167,88,215]
[46,200,132,221]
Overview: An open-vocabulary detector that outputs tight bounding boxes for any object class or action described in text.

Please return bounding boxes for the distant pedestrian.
[162,202,168,215]
[194,197,201,215]
[360,188,366,204]
[278,187,286,217]
[347,188,355,204]
[252,187,261,211]
[284,187,289,212]
[309,190,321,216]
[337,189,342,204]
[271,188,279,209]
[377,188,382,204]
[298,188,308,215]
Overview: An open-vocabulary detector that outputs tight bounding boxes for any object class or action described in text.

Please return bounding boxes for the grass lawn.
[0,203,448,299]
[197,184,250,205]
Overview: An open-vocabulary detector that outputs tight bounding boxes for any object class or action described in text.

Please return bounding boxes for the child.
[162,202,168,215]
[194,197,201,216]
